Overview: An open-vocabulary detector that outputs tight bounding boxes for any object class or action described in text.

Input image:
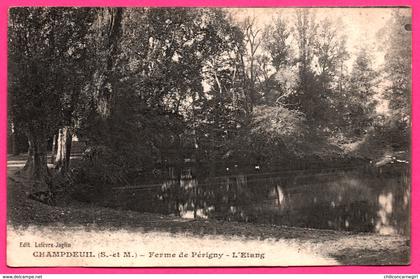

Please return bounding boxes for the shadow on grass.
[330,247,410,265]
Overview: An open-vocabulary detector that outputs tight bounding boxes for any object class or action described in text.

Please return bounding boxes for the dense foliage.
[8,8,411,194]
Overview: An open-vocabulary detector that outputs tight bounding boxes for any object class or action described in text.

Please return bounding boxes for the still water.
[110,165,410,235]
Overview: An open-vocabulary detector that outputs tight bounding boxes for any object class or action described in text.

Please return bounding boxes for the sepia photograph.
[6,7,411,267]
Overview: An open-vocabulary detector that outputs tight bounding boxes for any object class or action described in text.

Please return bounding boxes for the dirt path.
[7,156,410,266]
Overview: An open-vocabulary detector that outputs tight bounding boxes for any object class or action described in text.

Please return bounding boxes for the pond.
[110,164,410,235]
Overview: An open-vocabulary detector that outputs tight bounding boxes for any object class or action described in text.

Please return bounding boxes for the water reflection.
[111,165,410,235]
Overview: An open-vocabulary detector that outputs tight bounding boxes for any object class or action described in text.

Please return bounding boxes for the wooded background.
[7,8,411,232]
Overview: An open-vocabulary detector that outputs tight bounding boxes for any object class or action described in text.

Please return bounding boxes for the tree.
[289,9,321,123]
[313,18,350,136]
[357,9,411,157]
[8,8,96,189]
[381,9,411,130]
[250,105,306,161]
[314,19,348,94]
[263,16,291,71]
[52,9,98,172]
[73,8,249,190]
[345,48,378,139]
[238,16,264,116]
[260,16,294,106]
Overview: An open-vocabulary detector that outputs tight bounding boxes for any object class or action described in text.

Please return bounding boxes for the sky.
[225,7,411,115]
[228,7,411,66]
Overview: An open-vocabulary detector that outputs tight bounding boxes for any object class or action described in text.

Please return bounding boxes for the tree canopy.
[8,7,411,190]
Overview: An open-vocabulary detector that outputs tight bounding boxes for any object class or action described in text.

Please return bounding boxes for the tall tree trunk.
[191,95,199,219]
[54,128,65,169]
[22,131,49,192]
[98,8,124,118]
[63,128,72,172]
[22,136,34,173]
[209,131,216,178]
[54,126,72,173]
[174,162,182,216]
[50,132,58,164]
[10,130,17,155]
[174,134,184,216]
[32,134,49,182]
[10,118,19,155]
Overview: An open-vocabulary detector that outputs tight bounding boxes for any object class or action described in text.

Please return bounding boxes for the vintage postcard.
[6,7,411,267]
